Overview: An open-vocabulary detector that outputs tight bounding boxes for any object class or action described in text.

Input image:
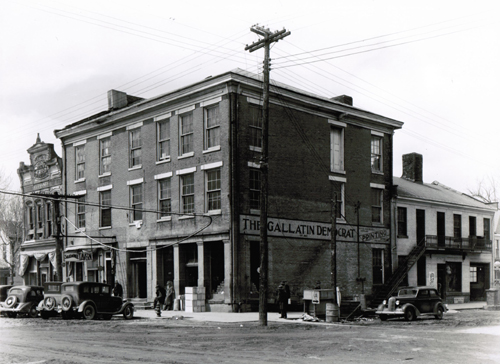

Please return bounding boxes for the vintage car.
[0,285,44,318]
[37,282,65,319]
[0,285,13,303]
[376,286,448,321]
[58,281,134,320]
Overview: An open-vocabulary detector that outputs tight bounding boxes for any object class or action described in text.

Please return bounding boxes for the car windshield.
[398,289,418,296]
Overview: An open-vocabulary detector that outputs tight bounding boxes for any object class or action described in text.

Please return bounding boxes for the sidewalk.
[133,301,488,323]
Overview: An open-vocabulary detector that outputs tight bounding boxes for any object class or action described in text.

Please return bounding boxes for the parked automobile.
[0,285,44,318]
[0,285,13,303]
[58,281,134,320]
[376,286,448,321]
[37,282,65,319]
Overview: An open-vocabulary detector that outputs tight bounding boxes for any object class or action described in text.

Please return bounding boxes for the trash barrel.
[173,298,180,311]
[325,302,339,323]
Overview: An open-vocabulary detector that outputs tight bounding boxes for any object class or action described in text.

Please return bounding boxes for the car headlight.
[395,300,400,306]
[382,300,387,305]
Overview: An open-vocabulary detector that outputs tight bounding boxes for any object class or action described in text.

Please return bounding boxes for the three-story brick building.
[55,69,403,311]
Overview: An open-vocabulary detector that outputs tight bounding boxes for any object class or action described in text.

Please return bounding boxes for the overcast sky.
[1,0,499,197]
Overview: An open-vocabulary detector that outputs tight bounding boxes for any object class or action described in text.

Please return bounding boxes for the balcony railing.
[425,235,492,252]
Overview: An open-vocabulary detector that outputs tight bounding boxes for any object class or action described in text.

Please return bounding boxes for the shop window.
[446,262,462,292]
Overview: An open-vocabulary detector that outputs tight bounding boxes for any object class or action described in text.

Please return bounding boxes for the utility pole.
[245,25,290,326]
[329,192,339,322]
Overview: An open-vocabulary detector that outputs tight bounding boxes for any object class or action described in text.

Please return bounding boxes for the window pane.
[181,174,195,214]
[207,169,221,211]
[371,136,382,171]
[249,169,261,209]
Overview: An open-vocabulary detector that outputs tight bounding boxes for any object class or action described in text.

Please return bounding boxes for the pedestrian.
[154,284,166,317]
[113,281,123,297]
[276,281,291,319]
[164,281,175,311]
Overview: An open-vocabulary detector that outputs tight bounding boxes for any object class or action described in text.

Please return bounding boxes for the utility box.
[486,288,499,306]
[303,289,335,318]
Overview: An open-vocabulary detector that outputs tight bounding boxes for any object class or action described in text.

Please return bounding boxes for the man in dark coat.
[154,284,167,317]
[276,281,291,318]
[113,281,123,297]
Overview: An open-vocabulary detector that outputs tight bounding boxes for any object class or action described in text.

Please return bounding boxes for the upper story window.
[46,202,52,237]
[130,183,143,222]
[331,179,345,219]
[75,144,85,180]
[249,106,262,150]
[36,201,43,230]
[158,178,171,219]
[397,207,407,237]
[206,168,221,212]
[129,128,142,168]
[77,196,86,229]
[205,105,220,150]
[180,113,194,156]
[100,137,111,175]
[484,218,491,239]
[371,134,383,173]
[100,190,111,228]
[469,216,477,237]
[496,240,499,259]
[330,121,345,173]
[371,188,383,223]
[157,118,171,161]
[27,202,34,231]
[181,173,195,214]
[249,168,261,210]
[453,214,462,240]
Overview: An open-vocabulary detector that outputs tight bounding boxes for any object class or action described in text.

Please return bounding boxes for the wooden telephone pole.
[245,25,290,326]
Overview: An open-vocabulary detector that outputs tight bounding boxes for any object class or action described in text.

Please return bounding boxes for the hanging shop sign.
[64,250,93,262]
[240,215,389,244]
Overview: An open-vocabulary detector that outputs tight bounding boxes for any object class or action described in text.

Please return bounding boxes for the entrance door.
[437,264,446,299]
[416,210,426,245]
[470,263,489,301]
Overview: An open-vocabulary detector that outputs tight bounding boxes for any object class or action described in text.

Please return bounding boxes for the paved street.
[0,308,499,364]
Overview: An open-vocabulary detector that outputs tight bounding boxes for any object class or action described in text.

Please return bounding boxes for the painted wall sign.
[240,215,389,244]
[64,250,93,262]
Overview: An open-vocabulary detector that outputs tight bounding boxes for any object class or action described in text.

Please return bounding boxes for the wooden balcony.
[425,235,492,253]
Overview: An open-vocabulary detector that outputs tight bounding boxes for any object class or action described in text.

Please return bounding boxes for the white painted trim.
[370,183,386,189]
[155,112,172,121]
[201,161,223,170]
[178,152,194,159]
[127,178,144,186]
[97,185,113,192]
[200,96,222,107]
[178,105,195,114]
[329,175,346,183]
[203,146,221,153]
[97,132,112,139]
[154,172,173,180]
[126,121,143,130]
[176,166,196,175]
[328,119,346,128]
[73,190,87,196]
[73,140,87,146]
[249,146,262,152]
[247,97,263,105]
[371,130,384,137]
[248,161,260,169]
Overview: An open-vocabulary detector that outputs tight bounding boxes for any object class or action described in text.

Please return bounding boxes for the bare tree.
[0,172,24,284]
[468,176,499,204]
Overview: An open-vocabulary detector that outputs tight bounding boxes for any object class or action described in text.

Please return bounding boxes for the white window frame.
[157,177,172,221]
[179,112,194,157]
[329,175,346,221]
[329,121,345,173]
[371,187,383,224]
[204,104,220,151]
[180,173,195,215]
[99,190,112,228]
[249,105,263,151]
[75,144,85,181]
[157,116,171,162]
[205,167,221,214]
[76,195,86,230]
[129,127,142,169]
[371,132,383,173]
[99,137,111,176]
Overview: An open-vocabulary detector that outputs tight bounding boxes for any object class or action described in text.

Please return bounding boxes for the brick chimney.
[402,153,423,183]
[331,95,353,106]
[108,90,129,110]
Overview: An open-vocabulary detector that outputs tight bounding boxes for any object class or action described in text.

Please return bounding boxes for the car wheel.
[435,306,444,320]
[5,296,17,308]
[101,314,112,320]
[82,304,96,320]
[379,315,388,321]
[123,305,134,320]
[404,307,416,321]
[28,305,38,318]
[41,311,50,320]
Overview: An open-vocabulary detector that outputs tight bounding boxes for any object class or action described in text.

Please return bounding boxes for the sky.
[1,0,499,197]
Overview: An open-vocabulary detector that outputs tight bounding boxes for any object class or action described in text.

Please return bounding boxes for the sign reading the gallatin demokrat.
[240,215,389,244]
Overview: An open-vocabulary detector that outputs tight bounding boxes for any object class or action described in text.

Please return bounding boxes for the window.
[157,119,170,161]
[397,207,407,237]
[373,248,384,285]
[330,127,344,172]
[76,196,85,229]
[371,136,382,172]
[206,168,221,212]
[100,137,111,175]
[205,105,220,149]
[470,266,477,283]
[453,214,462,240]
[446,262,462,292]
[27,203,34,230]
[371,189,383,223]
[484,218,491,239]
[129,128,142,168]
[469,216,477,237]
[249,106,262,149]
[496,240,499,259]
[75,145,85,180]
[331,181,344,219]
[130,184,143,222]
[249,169,261,210]
[36,202,43,230]
[158,178,171,219]
[46,203,52,237]
[100,191,111,228]
[181,173,195,214]
[180,113,194,155]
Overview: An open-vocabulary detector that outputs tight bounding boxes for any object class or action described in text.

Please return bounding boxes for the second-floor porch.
[425,235,492,253]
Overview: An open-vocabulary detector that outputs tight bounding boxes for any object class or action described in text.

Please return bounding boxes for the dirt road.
[1,309,499,364]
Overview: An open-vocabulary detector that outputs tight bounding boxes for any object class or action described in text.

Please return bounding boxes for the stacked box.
[184,287,206,313]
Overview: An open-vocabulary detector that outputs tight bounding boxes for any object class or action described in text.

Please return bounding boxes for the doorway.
[129,250,147,298]
[470,263,489,301]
